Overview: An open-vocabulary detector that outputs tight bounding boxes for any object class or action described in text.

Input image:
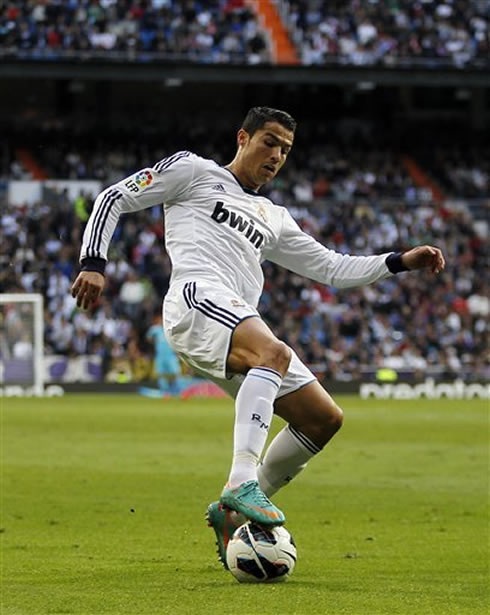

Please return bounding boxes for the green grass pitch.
[1,394,488,615]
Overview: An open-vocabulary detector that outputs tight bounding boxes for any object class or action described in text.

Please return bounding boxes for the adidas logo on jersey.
[211,201,264,249]
[212,184,226,192]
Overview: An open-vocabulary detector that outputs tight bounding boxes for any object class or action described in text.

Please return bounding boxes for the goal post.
[0,293,44,396]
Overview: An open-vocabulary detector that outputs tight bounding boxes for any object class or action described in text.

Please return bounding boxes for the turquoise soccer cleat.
[220,480,286,527]
[206,501,244,569]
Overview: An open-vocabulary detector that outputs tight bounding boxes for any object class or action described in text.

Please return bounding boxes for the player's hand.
[71,271,105,310]
[401,245,445,274]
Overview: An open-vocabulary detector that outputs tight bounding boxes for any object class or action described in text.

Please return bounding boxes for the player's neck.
[225,162,260,192]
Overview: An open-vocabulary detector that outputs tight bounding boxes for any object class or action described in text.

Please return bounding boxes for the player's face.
[238,121,294,189]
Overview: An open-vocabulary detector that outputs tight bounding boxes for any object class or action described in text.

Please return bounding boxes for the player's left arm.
[398,245,445,274]
[264,210,445,288]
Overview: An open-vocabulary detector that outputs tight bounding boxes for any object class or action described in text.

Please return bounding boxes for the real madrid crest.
[256,202,268,223]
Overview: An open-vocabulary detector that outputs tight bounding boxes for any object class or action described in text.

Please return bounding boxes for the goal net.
[0,293,44,396]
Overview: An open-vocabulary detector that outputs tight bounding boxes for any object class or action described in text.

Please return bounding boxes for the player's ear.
[237,128,250,149]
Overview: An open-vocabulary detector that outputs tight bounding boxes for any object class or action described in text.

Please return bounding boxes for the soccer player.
[71,107,445,567]
[145,314,181,395]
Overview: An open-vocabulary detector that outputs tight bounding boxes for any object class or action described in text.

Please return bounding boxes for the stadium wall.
[8,180,102,206]
[1,379,489,399]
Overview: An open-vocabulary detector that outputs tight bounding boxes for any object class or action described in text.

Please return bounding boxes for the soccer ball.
[226,522,297,583]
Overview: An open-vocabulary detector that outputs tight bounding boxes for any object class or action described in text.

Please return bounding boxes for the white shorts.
[163,280,316,400]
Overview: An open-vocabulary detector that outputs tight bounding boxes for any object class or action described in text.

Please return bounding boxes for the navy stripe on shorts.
[183,282,241,330]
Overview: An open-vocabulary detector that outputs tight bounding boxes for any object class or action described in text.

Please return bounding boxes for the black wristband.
[385,252,409,274]
[80,257,107,276]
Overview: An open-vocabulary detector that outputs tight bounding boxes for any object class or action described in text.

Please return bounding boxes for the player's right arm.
[71,151,196,309]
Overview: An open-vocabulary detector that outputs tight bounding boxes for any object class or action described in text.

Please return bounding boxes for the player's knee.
[326,404,344,434]
[258,340,292,376]
[308,404,343,446]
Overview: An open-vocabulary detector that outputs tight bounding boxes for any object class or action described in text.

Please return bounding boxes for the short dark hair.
[241,106,296,136]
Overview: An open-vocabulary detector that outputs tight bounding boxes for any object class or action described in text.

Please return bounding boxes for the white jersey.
[81,151,394,307]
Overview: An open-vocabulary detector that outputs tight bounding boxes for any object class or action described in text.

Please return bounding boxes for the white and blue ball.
[226,522,297,583]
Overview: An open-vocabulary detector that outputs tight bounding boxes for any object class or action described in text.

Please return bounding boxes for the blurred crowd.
[7,124,489,201]
[262,198,488,381]
[423,145,490,199]
[284,0,489,67]
[2,137,488,382]
[0,0,270,64]
[1,0,488,67]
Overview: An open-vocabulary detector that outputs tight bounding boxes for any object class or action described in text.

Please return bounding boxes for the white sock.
[227,367,282,488]
[258,425,322,497]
